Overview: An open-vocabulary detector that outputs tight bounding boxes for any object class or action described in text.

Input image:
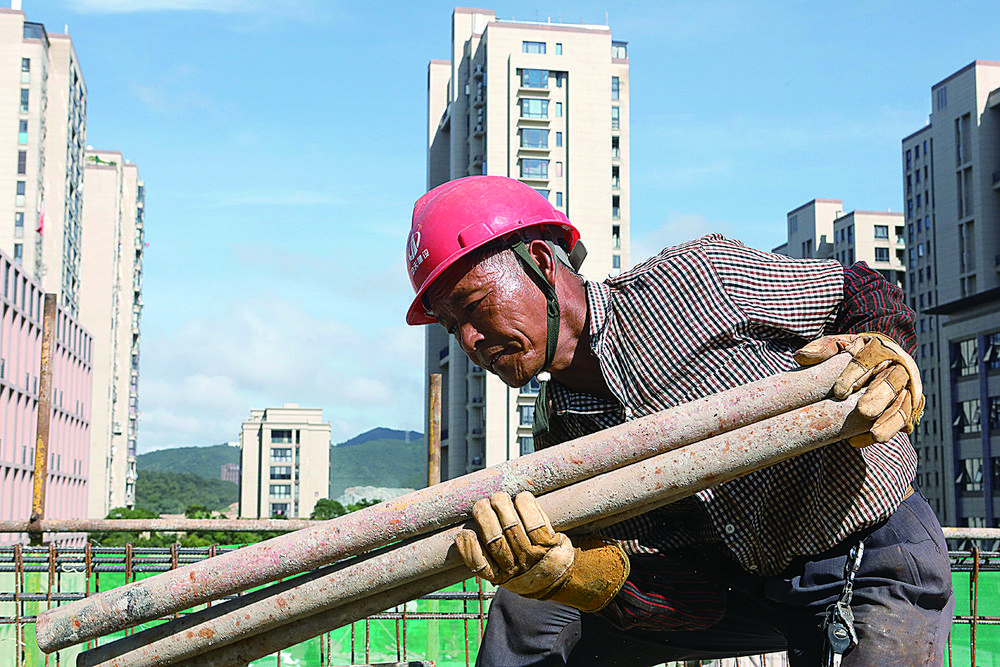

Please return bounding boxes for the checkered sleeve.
[703,236,844,340]
[830,262,917,354]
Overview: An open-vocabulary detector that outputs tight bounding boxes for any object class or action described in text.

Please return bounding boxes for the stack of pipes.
[35,355,870,667]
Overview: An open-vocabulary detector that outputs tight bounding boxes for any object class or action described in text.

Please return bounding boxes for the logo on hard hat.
[407,231,422,262]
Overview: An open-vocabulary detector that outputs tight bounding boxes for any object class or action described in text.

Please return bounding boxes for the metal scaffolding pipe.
[79,393,868,667]
[38,356,848,652]
[0,518,318,534]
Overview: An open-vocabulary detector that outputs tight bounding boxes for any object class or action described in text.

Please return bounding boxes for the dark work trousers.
[477,491,955,667]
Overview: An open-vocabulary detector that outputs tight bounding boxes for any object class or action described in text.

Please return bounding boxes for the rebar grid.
[0,540,996,666]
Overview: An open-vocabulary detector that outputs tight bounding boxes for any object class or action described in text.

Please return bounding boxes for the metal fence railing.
[1,537,996,666]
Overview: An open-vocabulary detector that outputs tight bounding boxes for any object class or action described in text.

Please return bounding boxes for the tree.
[310,498,347,520]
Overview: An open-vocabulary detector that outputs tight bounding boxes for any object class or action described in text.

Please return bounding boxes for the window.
[19,89,29,113]
[611,76,620,100]
[990,397,1000,431]
[788,214,798,234]
[555,192,563,207]
[874,247,889,262]
[555,102,563,117]
[533,189,550,200]
[918,243,924,258]
[914,144,920,159]
[522,41,546,54]
[520,128,548,148]
[14,212,23,238]
[18,120,27,144]
[611,42,627,59]
[916,194,922,209]
[522,377,541,394]
[554,72,564,87]
[13,243,22,265]
[17,151,26,175]
[612,195,621,220]
[915,170,921,184]
[270,484,292,498]
[611,106,620,130]
[954,339,978,377]
[555,131,562,147]
[873,225,888,239]
[956,457,982,491]
[520,98,548,119]
[955,401,981,435]
[612,224,621,249]
[988,333,1000,371]
[15,181,25,207]
[520,158,548,179]
[555,43,562,55]
[521,68,548,89]
[611,136,620,158]
[270,503,289,517]
[519,404,535,426]
[271,447,293,462]
[520,436,534,455]
[271,429,293,443]
[612,255,621,269]
[270,466,292,480]
[905,150,911,170]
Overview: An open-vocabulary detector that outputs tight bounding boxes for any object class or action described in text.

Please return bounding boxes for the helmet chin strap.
[510,240,559,439]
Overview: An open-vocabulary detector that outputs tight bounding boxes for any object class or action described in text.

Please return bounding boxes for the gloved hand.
[454,491,629,613]
[794,332,925,447]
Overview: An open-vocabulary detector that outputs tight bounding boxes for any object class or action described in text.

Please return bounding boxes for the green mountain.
[329,429,425,499]
[135,470,238,515]
[137,444,239,476]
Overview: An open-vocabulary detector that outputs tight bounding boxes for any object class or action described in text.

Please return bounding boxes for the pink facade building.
[1,247,92,545]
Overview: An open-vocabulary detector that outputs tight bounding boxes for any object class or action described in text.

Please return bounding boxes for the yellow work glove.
[795,332,925,447]
[454,491,629,613]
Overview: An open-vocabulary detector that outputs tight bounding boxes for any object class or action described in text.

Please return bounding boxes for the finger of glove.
[870,390,912,443]
[472,495,517,575]
[455,529,503,583]
[514,491,561,547]
[490,492,539,570]
[793,337,843,366]
[856,364,909,419]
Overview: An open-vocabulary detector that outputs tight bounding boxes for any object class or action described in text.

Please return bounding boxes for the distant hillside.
[136,470,238,515]
[137,444,239,478]
[330,429,425,500]
[337,427,422,448]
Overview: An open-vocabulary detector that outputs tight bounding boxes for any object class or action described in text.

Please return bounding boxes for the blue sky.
[25,1,996,451]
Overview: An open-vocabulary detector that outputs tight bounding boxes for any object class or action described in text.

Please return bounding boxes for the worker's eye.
[465,298,484,314]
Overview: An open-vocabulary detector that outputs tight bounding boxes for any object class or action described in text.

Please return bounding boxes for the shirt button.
[724,524,736,535]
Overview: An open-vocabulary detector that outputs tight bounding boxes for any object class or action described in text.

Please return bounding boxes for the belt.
[901,485,914,501]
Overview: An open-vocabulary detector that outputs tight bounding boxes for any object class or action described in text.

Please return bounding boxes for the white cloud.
[138,294,425,452]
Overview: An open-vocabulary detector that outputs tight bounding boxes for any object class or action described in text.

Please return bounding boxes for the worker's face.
[427,252,548,388]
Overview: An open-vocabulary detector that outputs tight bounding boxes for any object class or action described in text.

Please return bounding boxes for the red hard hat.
[405,176,580,325]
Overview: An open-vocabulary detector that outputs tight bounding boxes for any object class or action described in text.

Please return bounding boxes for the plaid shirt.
[536,235,918,629]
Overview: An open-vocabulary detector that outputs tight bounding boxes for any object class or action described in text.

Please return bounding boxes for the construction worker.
[405,176,954,666]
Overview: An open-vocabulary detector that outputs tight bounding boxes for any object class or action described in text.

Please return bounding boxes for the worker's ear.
[525,239,558,285]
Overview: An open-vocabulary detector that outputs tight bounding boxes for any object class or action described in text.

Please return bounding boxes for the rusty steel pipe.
[79,393,868,667]
[38,356,848,653]
[29,293,58,544]
[0,518,317,533]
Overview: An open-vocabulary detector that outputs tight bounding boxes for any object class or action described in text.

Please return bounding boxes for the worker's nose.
[456,321,483,356]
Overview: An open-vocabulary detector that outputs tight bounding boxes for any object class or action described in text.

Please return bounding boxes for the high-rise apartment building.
[902,61,1000,529]
[238,405,331,519]
[0,8,86,315]
[424,8,630,480]
[777,198,906,288]
[0,6,144,518]
[1,247,92,545]
[80,149,144,516]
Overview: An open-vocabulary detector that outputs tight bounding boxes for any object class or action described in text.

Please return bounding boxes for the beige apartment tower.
[0,9,86,315]
[779,198,906,288]
[80,149,144,516]
[424,8,630,480]
[238,405,331,519]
